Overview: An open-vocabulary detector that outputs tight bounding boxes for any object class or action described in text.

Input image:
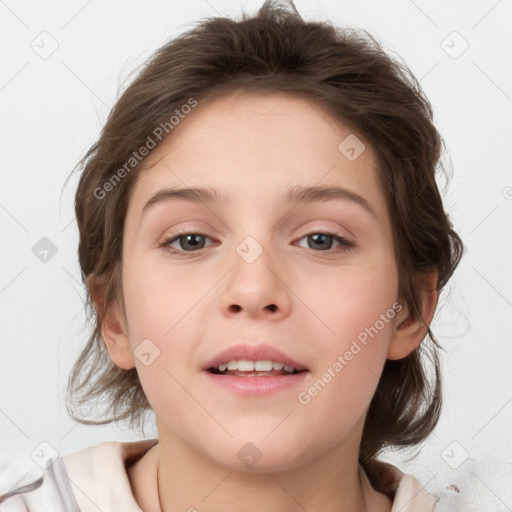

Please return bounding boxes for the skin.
[90,90,438,512]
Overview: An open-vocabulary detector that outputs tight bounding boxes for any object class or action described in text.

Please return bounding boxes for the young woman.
[6,1,498,510]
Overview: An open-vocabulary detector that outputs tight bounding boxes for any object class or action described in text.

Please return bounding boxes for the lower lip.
[202,371,309,397]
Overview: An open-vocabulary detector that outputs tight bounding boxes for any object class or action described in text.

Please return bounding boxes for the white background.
[1,0,511,493]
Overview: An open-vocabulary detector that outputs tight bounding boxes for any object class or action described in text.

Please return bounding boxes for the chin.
[209,437,308,474]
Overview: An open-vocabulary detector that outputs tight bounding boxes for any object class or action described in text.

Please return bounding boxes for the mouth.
[201,343,310,396]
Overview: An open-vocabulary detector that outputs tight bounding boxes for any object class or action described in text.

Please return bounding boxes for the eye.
[159,231,215,254]
[296,231,354,252]
[159,230,354,255]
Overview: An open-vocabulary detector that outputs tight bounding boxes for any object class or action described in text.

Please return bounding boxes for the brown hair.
[65,0,464,470]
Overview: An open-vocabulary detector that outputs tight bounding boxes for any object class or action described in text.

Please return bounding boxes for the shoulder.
[362,459,439,511]
[0,450,78,511]
[0,439,157,512]
[61,437,157,512]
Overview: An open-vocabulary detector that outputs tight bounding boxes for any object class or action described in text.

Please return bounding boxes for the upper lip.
[201,343,309,372]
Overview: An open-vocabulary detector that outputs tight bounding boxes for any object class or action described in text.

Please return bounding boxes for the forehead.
[127,90,387,220]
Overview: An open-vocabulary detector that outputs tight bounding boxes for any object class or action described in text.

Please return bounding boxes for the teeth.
[254,360,273,371]
[238,359,255,371]
[215,359,296,372]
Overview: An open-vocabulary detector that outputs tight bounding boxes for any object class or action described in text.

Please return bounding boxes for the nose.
[218,238,292,321]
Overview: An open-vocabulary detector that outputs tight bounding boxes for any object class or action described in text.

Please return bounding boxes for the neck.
[154,434,371,512]
[127,421,392,512]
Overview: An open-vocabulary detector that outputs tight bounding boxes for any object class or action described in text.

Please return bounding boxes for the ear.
[387,272,439,360]
[87,274,136,370]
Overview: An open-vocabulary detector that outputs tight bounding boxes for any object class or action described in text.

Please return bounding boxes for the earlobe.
[87,274,136,370]
[387,272,439,360]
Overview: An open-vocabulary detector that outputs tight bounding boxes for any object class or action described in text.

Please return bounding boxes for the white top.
[1,439,510,511]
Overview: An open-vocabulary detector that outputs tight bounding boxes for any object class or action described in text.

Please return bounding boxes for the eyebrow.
[142,184,377,219]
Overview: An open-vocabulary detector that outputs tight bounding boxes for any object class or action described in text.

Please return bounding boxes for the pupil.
[181,234,204,251]
[310,233,332,251]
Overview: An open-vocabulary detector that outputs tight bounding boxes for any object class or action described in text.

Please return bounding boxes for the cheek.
[121,254,199,340]
[295,289,398,445]
[120,256,207,385]
[303,254,399,348]
[122,266,203,428]
[295,257,398,405]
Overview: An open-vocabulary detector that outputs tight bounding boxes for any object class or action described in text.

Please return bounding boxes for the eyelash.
[158,229,355,255]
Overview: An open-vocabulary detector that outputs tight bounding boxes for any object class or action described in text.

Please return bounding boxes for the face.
[117,90,401,472]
